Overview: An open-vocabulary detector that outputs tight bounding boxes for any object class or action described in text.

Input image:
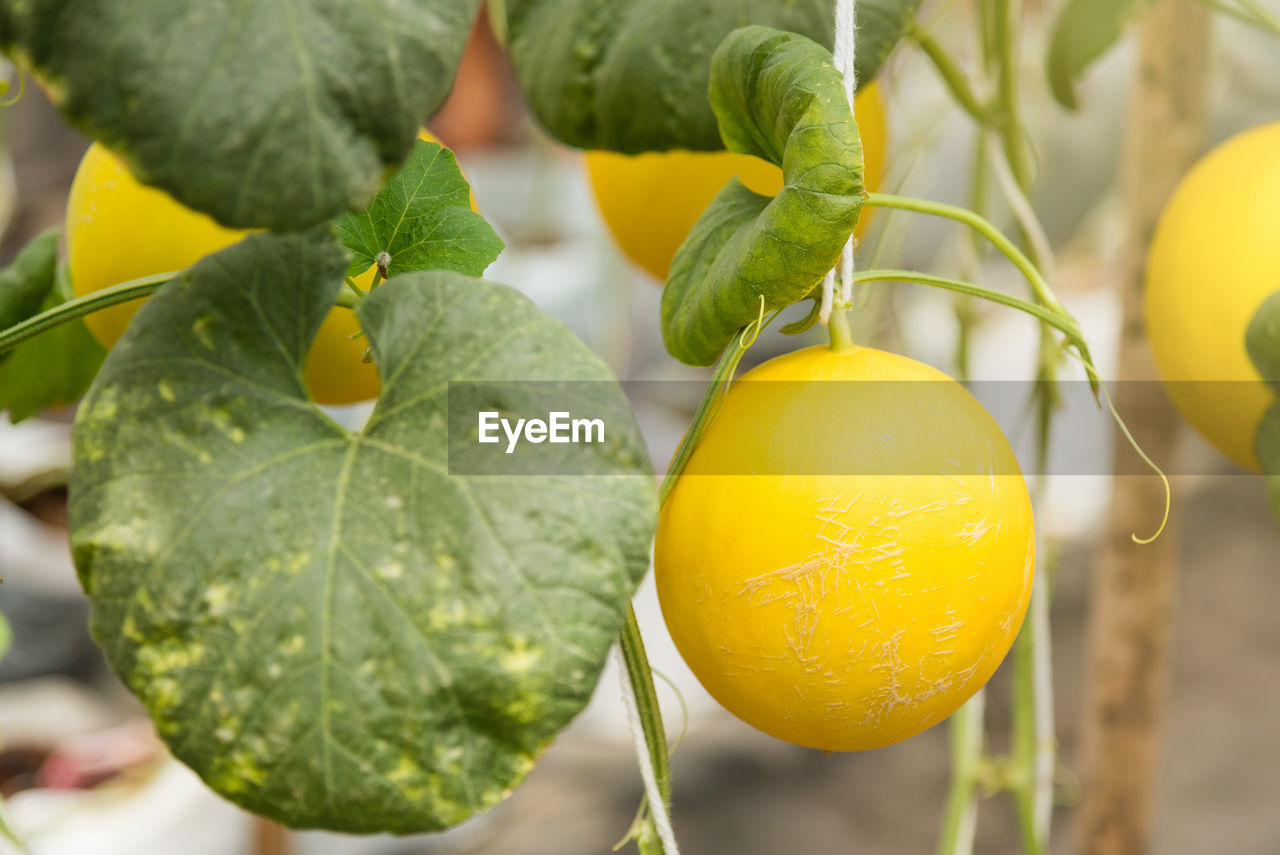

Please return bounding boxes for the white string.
[823,0,859,320]
[615,646,681,854]
[819,270,837,325]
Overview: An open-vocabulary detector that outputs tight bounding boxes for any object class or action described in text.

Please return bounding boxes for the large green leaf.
[661,26,866,366]
[1259,404,1280,528]
[335,139,504,280]
[505,0,919,152]
[1046,0,1153,110]
[1247,289,1280,396]
[0,231,106,421]
[69,230,657,832]
[0,1,480,231]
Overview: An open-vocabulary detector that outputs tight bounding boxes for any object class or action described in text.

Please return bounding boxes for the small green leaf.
[69,229,656,833]
[505,0,919,152]
[0,237,107,422]
[0,611,10,659]
[0,228,60,334]
[1047,0,1153,110]
[780,297,822,336]
[334,140,504,280]
[0,1,480,231]
[1247,289,1280,396]
[661,26,866,366]
[1258,404,1280,528]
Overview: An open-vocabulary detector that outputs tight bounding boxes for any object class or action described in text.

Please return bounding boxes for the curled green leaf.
[505,0,919,152]
[1247,289,1280,396]
[661,26,866,366]
[69,229,657,833]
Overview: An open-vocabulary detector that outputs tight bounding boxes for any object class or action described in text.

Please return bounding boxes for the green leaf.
[334,139,504,280]
[68,229,656,833]
[1247,289,1280,396]
[0,239,107,422]
[0,1,480,231]
[0,228,60,334]
[0,611,10,659]
[505,0,919,152]
[661,26,867,366]
[1258,404,1280,528]
[1047,0,1153,110]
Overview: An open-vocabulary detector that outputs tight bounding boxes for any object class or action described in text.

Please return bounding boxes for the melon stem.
[828,306,855,352]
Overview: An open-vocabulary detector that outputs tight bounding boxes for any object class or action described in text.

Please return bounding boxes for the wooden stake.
[251,817,291,855]
[1075,2,1211,854]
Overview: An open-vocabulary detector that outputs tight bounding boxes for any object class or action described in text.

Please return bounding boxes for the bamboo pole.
[1075,2,1211,854]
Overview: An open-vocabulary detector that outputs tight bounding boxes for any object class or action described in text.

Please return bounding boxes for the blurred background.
[1,1,1279,853]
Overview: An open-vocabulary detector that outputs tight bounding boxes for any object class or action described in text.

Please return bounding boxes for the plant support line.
[821,0,859,326]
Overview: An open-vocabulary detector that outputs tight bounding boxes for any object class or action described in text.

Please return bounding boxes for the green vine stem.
[0,272,175,355]
[978,0,999,75]
[954,130,991,383]
[992,0,1033,195]
[845,269,1083,346]
[617,605,672,854]
[827,306,856,352]
[619,613,670,802]
[903,6,1065,848]
[863,194,1071,322]
[935,690,986,855]
[0,270,372,358]
[658,326,758,506]
[860,197,1094,398]
[936,127,992,855]
[908,24,991,122]
[1231,0,1280,35]
[1193,0,1261,26]
[989,1,1055,844]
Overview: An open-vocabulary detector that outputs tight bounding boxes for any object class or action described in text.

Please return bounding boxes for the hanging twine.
[616,646,680,854]
[821,0,859,323]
